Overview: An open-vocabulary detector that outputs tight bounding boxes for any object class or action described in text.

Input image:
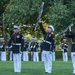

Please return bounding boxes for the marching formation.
[0,22,75,74]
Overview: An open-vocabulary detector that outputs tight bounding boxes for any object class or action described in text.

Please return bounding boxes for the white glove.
[33,45,35,48]
[30,46,33,48]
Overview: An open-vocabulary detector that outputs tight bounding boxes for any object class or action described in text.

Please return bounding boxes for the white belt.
[72,42,75,44]
[13,43,21,45]
[8,46,12,48]
[43,40,51,44]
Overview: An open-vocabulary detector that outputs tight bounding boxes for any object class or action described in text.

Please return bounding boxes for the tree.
[0,0,10,16]
[68,0,75,25]
[1,0,75,42]
[47,2,70,33]
[3,0,42,36]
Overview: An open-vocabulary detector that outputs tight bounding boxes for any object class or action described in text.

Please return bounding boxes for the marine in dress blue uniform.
[29,38,39,61]
[8,25,24,73]
[22,38,29,61]
[65,30,75,74]
[61,38,68,62]
[32,38,39,62]
[0,38,6,61]
[39,22,55,74]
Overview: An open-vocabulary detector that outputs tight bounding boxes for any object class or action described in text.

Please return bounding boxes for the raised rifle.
[55,23,73,36]
[2,13,5,40]
[34,2,44,30]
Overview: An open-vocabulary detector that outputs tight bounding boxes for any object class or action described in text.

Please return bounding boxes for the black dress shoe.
[45,72,48,74]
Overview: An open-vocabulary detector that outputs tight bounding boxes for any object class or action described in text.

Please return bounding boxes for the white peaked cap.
[34,38,37,40]
[32,38,37,40]
[32,38,34,40]
[14,25,20,29]
[49,25,54,32]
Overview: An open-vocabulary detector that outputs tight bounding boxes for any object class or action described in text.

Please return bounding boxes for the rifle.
[2,13,5,39]
[55,23,73,36]
[34,2,44,30]
[2,13,7,46]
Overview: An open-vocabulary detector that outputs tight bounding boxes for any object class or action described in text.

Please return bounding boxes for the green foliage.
[5,0,42,24]
[47,2,70,33]
[3,0,43,37]
[68,0,75,23]
[0,0,10,16]
[0,0,75,42]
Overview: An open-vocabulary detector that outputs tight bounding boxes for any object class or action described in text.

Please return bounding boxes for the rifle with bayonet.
[55,23,73,36]
[2,13,5,40]
[34,2,44,30]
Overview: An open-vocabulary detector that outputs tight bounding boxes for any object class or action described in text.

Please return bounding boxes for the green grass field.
[0,60,73,75]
